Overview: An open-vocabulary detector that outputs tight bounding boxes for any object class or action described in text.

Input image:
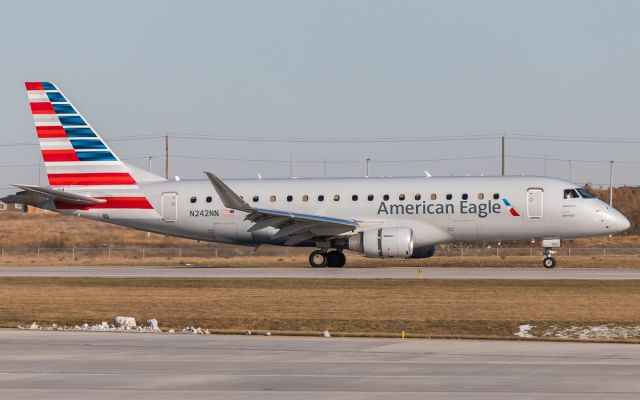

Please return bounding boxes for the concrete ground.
[1,330,639,399]
[2,265,640,279]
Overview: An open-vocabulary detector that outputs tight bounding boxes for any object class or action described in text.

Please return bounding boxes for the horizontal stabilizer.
[12,184,107,205]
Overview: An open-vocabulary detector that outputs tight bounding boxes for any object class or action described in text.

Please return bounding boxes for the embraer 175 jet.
[2,82,631,268]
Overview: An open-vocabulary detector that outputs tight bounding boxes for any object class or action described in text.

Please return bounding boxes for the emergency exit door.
[527,188,543,219]
[162,193,177,222]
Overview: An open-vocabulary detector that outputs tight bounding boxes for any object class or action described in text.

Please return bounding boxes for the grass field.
[3,212,640,267]
[2,277,640,341]
[3,212,640,249]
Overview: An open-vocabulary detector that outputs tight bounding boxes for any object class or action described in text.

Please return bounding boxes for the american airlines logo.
[377,199,506,218]
[502,198,520,217]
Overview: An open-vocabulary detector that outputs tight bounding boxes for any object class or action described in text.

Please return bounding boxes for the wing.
[204,172,358,245]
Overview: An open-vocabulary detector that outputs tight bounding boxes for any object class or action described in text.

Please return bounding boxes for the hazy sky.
[1,0,639,193]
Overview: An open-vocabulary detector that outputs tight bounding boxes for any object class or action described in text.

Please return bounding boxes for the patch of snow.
[514,324,534,338]
[544,325,640,340]
[265,331,271,336]
[322,330,331,338]
[18,317,161,333]
[168,329,175,334]
[146,319,159,331]
[115,316,137,329]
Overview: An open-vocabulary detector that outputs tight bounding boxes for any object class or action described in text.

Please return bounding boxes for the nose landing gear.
[308,249,346,268]
[540,239,560,268]
[542,247,557,269]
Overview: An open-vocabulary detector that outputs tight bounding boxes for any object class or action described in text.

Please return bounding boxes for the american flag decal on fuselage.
[25,82,154,211]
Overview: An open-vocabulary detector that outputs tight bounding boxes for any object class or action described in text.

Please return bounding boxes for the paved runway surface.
[1,330,639,399]
[2,265,640,279]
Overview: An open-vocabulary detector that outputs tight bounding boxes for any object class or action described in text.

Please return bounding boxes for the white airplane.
[2,82,630,268]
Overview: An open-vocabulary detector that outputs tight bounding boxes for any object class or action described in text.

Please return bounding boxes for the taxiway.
[1,330,639,399]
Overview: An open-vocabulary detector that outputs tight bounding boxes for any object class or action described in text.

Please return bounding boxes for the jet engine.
[348,227,414,258]
[409,245,436,259]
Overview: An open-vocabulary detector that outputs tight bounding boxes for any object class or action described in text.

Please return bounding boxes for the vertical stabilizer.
[24,81,160,213]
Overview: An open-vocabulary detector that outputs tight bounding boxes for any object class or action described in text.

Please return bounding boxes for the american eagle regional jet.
[2,82,631,268]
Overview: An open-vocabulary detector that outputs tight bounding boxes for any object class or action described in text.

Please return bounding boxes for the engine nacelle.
[348,227,414,259]
[409,245,436,259]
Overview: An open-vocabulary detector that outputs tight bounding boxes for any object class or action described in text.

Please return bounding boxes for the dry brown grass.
[3,212,640,267]
[1,277,640,339]
[3,212,639,249]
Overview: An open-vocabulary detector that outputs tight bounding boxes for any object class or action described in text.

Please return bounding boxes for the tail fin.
[25,81,147,187]
[24,82,162,213]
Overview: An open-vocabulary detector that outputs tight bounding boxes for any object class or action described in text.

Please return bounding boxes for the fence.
[1,246,640,260]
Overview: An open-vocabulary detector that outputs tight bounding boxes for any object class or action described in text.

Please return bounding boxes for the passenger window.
[564,189,580,199]
[302,195,309,202]
[415,194,421,201]
[190,196,197,203]
[462,193,468,200]
[478,193,484,200]
[270,195,276,202]
[252,196,259,202]
[368,194,374,201]
[334,194,340,201]
[493,193,500,200]
[446,194,452,200]
[399,194,405,201]
[206,196,212,203]
[352,194,358,201]
[286,195,293,202]
[318,195,324,202]
[431,194,437,200]
[383,194,390,201]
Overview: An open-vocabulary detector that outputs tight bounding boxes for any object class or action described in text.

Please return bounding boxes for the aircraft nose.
[609,207,631,232]
[618,213,631,231]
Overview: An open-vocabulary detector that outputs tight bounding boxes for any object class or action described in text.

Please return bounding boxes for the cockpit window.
[577,188,596,199]
[564,189,580,199]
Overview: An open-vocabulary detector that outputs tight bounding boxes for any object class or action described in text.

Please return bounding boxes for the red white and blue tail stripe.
[25,82,156,213]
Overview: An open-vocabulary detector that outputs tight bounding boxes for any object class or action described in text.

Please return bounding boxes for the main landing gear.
[309,249,346,268]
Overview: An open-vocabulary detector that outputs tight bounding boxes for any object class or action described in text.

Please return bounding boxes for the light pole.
[501,135,505,176]
[609,160,614,206]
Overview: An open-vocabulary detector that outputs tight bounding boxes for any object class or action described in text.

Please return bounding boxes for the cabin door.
[526,188,543,219]
[161,193,178,222]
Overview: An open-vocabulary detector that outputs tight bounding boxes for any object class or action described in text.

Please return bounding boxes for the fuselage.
[63,175,630,248]
[14,81,632,268]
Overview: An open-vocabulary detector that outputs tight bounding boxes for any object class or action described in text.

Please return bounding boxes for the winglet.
[204,172,252,211]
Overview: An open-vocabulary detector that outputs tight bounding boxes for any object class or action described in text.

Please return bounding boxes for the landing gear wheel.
[327,251,346,268]
[543,257,557,269]
[309,250,328,268]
